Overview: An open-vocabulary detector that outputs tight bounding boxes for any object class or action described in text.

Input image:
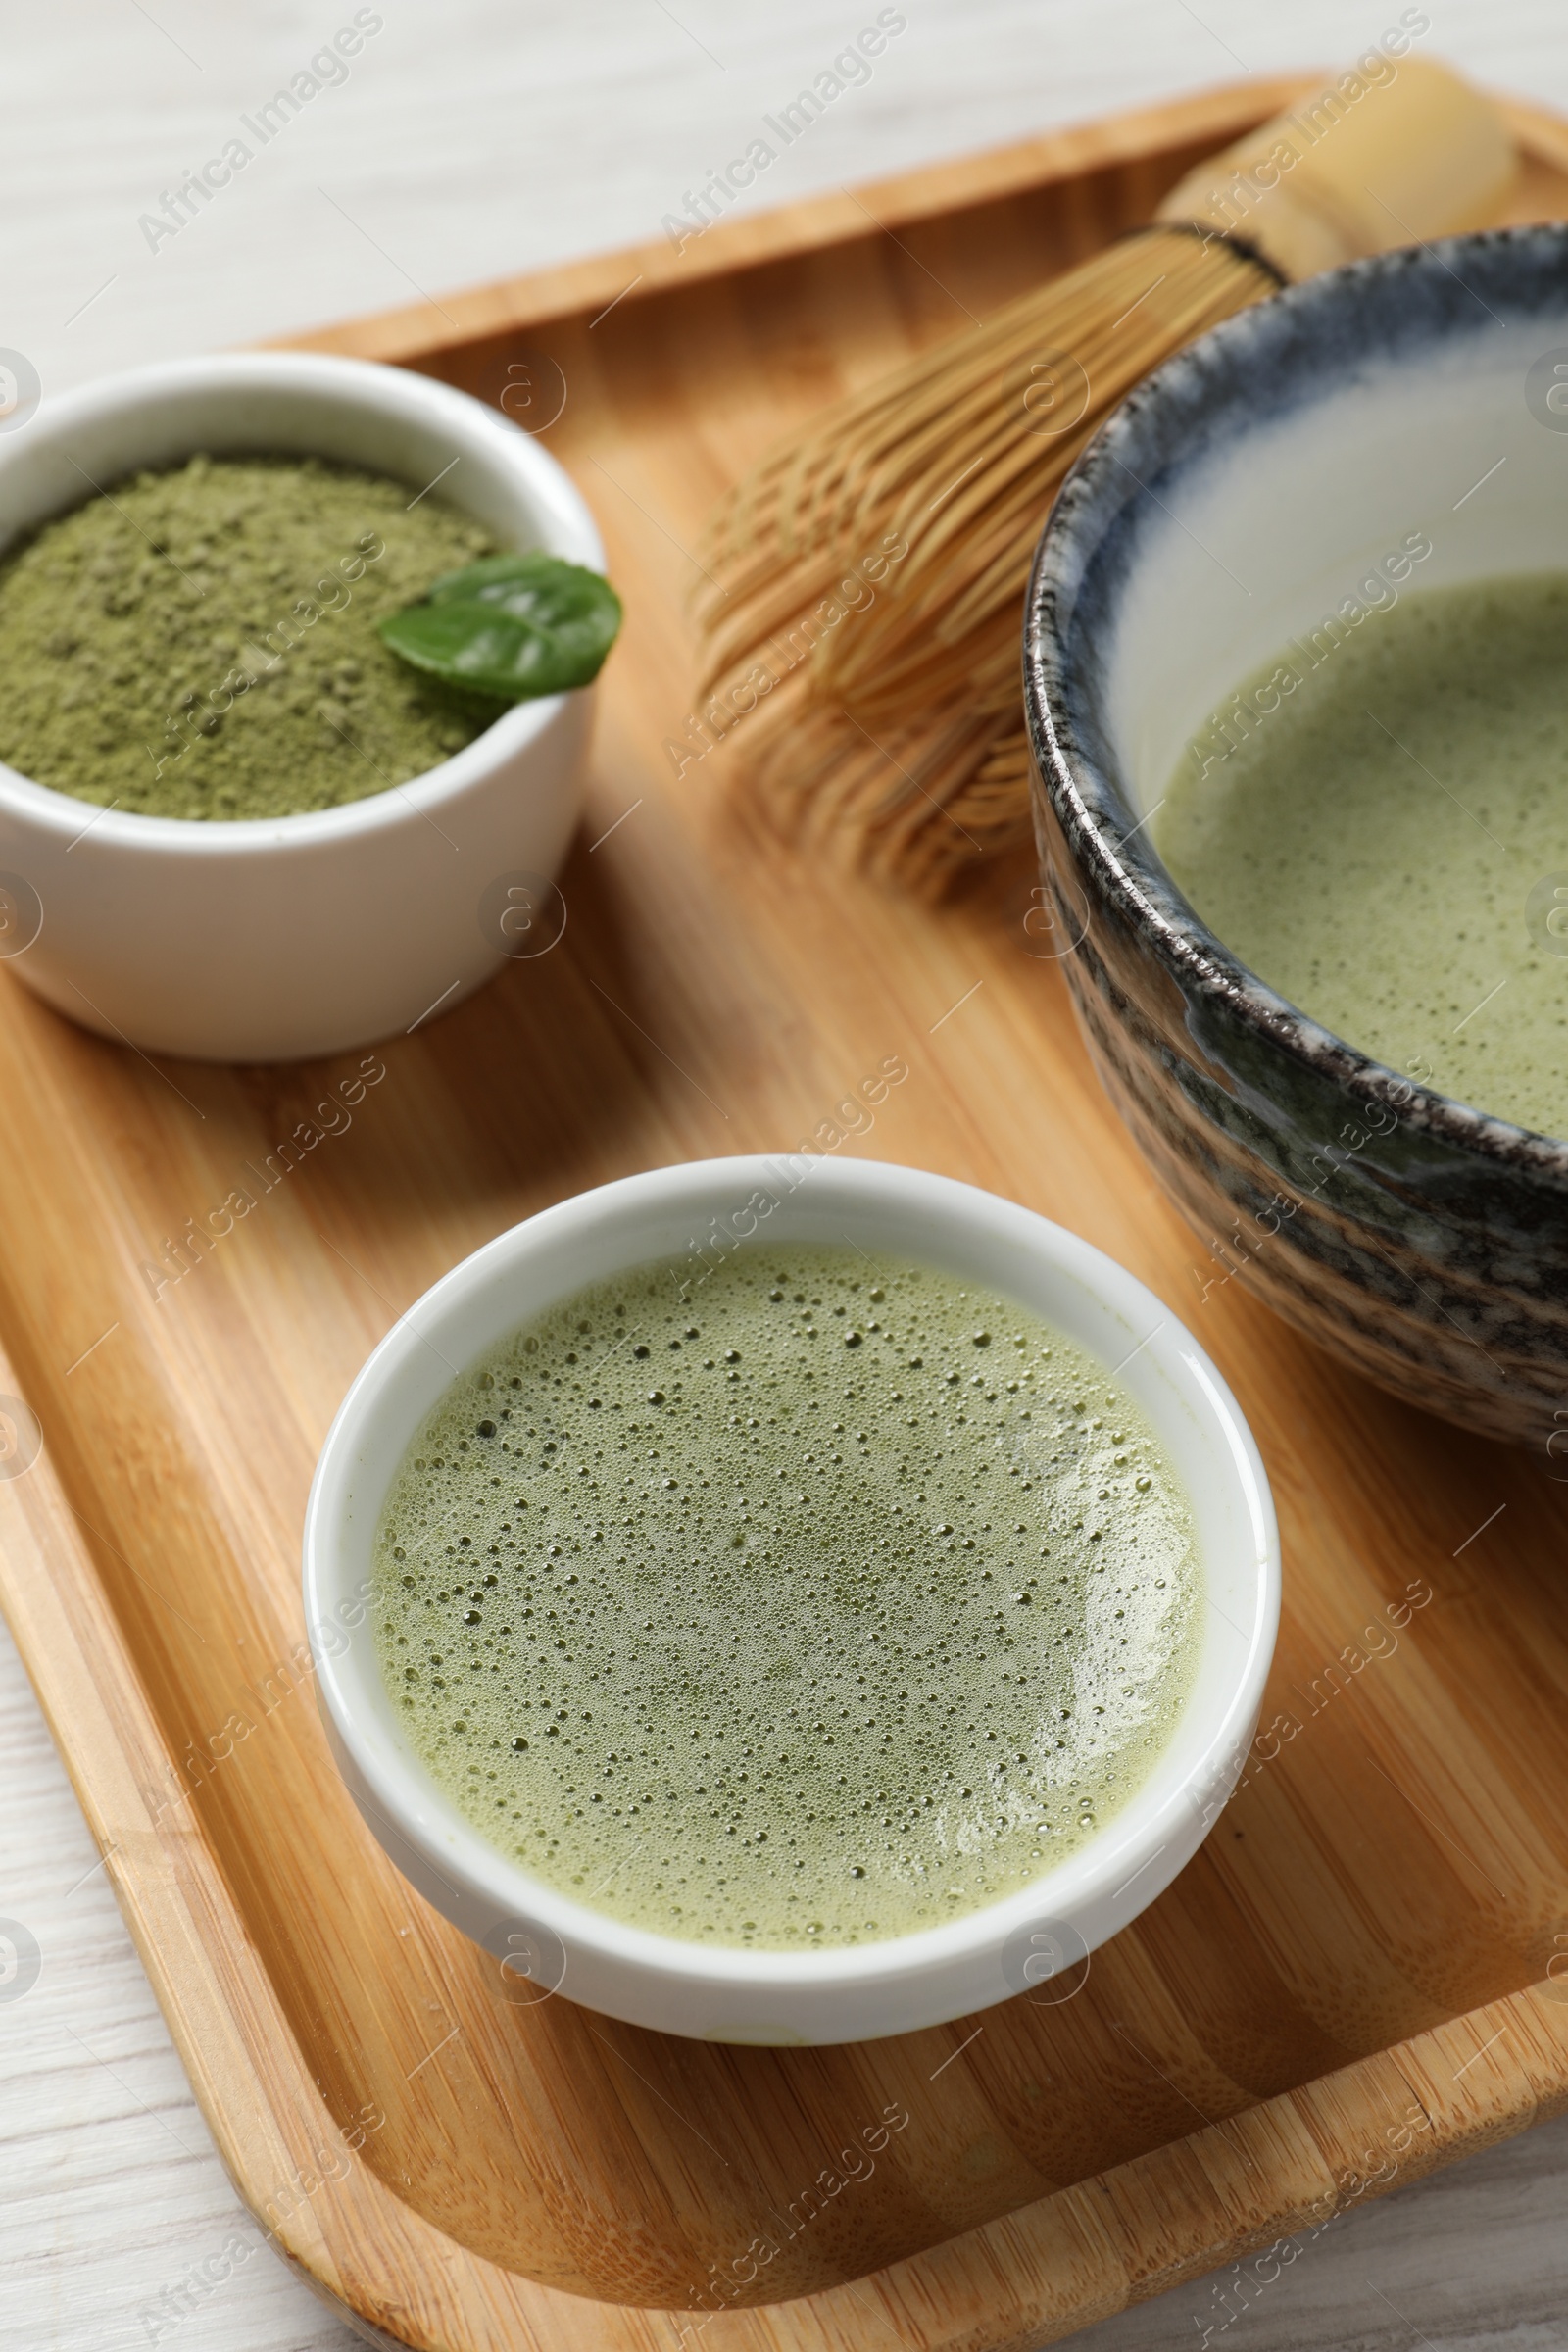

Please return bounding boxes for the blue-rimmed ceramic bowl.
[1025,222,1568,1452]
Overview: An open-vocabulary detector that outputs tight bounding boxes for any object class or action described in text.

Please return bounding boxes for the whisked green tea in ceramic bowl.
[371,1246,1200,1950]
[1158,572,1568,1137]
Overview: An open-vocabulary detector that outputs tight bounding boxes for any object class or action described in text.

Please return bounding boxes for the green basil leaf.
[378,552,622,702]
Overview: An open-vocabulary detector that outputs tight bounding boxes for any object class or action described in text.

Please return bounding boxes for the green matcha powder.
[0,454,502,820]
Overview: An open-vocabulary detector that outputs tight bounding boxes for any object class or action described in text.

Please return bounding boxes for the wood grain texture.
[5,77,1568,2352]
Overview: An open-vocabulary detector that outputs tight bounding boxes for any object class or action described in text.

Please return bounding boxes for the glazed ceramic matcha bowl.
[1025,221,1568,1452]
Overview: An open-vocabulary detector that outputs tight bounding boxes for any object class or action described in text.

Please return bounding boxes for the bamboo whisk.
[691,58,1513,894]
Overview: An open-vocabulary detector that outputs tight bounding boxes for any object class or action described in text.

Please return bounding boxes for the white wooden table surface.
[4,4,1567,2345]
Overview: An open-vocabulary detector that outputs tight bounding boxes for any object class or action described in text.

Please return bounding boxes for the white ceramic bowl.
[303,1155,1280,2043]
[0,353,603,1061]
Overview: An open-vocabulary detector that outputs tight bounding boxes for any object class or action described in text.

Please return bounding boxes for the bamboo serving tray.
[9,74,1568,2352]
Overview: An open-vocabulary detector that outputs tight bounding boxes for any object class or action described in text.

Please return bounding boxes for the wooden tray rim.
[277,77,1568,370]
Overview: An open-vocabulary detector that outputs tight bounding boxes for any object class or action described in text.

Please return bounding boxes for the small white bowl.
[304,1156,1279,2043]
[0,353,603,1062]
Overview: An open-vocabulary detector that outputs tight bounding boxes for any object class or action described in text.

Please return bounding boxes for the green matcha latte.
[372,1246,1200,1951]
[1158,572,1568,1138]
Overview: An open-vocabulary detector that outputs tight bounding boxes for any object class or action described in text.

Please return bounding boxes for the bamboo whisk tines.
[690,58,1514,895]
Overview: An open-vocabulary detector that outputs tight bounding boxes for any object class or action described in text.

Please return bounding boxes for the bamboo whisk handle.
[1155,53,1514,281]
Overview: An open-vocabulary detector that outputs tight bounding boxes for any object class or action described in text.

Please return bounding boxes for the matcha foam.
[1158,573,1568,1138]
[0,453,500,819]
[371,1246,1200,1950]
